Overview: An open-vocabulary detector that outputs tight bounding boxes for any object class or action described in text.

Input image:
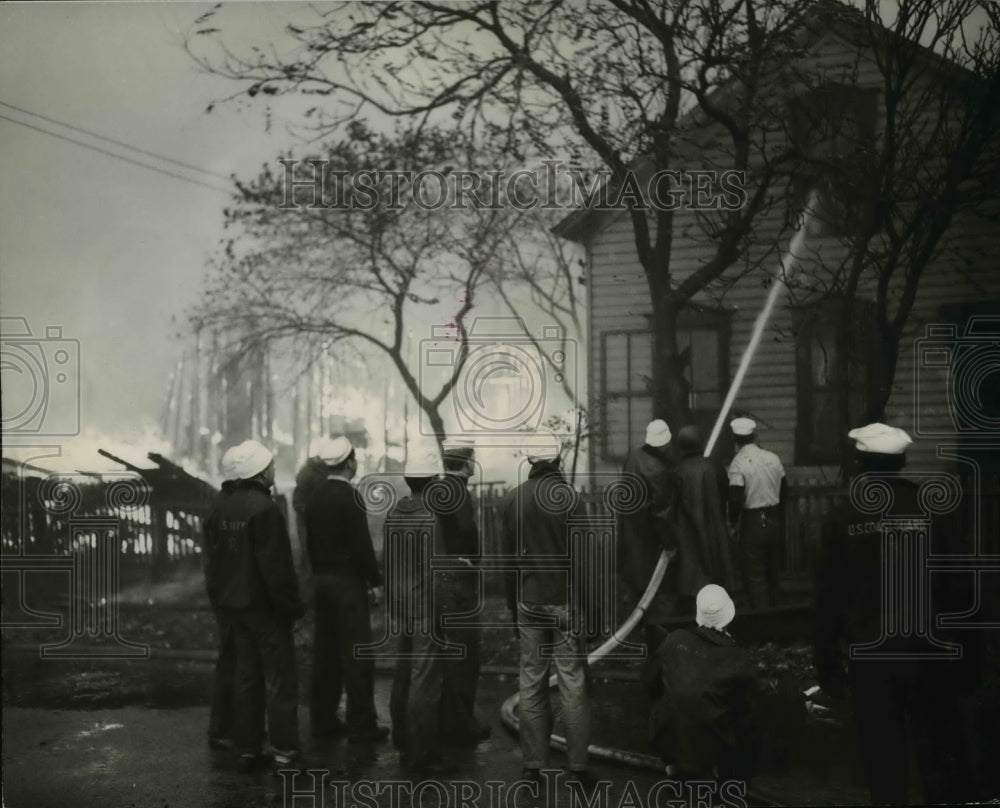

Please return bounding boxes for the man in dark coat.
[386,449,455,775]
[437,439,490,744]
[301,436,387,744]
[814,422,977,806]
[500,436,592,785]
[203,440,304,772]
[619,419,681,650]
[674,425,735,592]
[203,446,260,751]
[642,584,756,780]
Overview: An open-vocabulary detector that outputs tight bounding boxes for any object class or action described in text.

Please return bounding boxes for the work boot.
[272,748,311,775]
[237,751,273,773]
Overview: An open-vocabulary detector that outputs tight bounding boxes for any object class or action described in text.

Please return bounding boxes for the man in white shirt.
[726,418,786,609]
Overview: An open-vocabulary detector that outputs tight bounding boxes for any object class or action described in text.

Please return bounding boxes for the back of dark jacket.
[814,475,973,685]
[619,445,679,600]
[204,479,303,618]
[437,473,480,559]
[674,453,734,593]
[500,463,579,608]
[303,477,381,586]
[384,491,444,618]
[644,626,756,776]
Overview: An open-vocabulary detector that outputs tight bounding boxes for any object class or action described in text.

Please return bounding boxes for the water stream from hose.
[500,194,820,775]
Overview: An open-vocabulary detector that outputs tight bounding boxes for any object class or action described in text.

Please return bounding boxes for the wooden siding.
[580,32,1000,476]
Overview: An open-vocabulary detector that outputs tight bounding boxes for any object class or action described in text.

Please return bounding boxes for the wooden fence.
[1,472,213,582]
[471,474,1000,595]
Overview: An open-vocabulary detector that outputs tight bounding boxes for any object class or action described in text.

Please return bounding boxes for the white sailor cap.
[645,419,672,448]
[526,431,563,463]
[730,417,756,436]
[847,423,912,455]
[311,436,353,466]
[442,438,476,459]
[696,584,736,630]
[228,440,274,480]
[220,445,240,482]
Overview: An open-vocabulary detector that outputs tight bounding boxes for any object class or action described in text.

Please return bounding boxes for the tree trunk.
[863,330,899,426]
[651,293,692,431]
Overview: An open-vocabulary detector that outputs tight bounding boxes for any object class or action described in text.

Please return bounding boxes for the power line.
[0,113,233,196]
[0,99,233,183]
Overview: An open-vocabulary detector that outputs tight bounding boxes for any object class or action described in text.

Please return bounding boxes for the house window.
[794,299,877,464]
[787,83,879,235]
[603,331,654,459]
[601,310,730,459]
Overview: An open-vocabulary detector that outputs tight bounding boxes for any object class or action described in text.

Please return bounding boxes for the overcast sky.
[0,2,332,469]
[1,1,989,474]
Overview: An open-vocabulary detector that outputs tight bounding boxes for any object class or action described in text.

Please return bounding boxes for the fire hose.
[499,196,819,776]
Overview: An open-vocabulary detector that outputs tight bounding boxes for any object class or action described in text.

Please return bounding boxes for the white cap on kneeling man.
[696,584,736,630]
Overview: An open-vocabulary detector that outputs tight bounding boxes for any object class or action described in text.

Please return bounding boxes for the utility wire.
[0,113,233,196]
[0,99,233,183]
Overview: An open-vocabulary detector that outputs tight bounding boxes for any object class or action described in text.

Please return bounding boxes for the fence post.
[150,500,169,583]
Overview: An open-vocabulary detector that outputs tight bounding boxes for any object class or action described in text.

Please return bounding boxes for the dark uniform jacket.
[303,477,381,586]
[385,491,445,620]
[642,625,757,778]
[619,445,680,620]
[438,474,480,558]
[814,475,974,694]
[203,479,304,619]
[499,463,580,611]
[674,452,735,594]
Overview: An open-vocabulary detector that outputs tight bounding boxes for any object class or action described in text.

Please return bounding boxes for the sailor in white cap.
[498,430,592,785]
[814,423,976,805]
[643,583,756,780]
[619,419,682,650]
[204,444,259,751]
[299,435,388,744]
[202,439,305,772]
[386,445,458,774]
[437,438,490,743]
[726,417,786,609]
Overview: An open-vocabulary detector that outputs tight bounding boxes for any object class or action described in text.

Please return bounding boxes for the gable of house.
[560,14,1000,478]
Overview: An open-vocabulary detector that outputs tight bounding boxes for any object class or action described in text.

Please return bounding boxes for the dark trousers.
[438,573,484,739]
[849,658,976,806]
[311,572,377,736]
[208,610,237,740]
[738,508,782,609]
[225,607,300,755]
[390,624,448,767]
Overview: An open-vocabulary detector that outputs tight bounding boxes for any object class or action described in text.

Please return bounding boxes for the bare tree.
[779,0,999,457]
[191,123,519,452]
[187,0,821,429]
